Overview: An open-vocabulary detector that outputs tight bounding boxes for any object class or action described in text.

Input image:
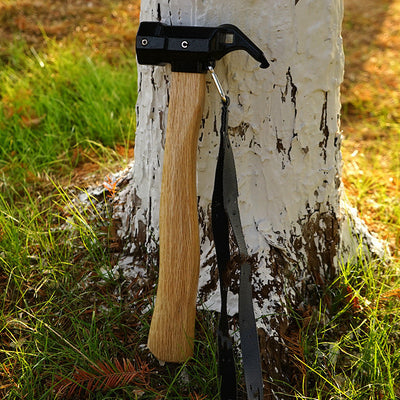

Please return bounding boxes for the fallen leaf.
[20,114,46,128]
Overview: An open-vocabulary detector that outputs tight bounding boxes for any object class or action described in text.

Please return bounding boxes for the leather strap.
[212,97,263,400]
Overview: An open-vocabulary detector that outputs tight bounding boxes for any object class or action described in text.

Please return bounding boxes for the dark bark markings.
[319,91,329,162]
[157,3,162,21]
[230,122,250,139]
[277,68,298,167]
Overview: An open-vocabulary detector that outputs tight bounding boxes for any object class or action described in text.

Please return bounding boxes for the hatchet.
[136,21,268,363]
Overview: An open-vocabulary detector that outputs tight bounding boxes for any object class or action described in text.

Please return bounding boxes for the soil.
[0,0,140,61]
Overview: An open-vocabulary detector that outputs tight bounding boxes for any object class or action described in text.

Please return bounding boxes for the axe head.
[136,22,269,73]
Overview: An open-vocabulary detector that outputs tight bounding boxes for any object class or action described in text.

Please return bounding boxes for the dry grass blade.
[55,358,151,398]
[189,393,208,400]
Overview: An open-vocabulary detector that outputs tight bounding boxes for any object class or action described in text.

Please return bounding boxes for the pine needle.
[55,358,151,398]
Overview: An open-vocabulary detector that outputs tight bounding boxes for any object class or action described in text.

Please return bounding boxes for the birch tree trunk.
[116,0,346,397]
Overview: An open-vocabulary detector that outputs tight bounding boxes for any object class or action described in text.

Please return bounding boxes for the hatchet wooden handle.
[147,72,206,362]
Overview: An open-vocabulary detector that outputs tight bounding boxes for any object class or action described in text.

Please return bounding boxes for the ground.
[0,0,140,61]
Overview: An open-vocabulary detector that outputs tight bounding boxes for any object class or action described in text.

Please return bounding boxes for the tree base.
[65,163,389,399]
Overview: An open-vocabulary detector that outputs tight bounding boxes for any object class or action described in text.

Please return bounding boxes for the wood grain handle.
[147,72,206,362]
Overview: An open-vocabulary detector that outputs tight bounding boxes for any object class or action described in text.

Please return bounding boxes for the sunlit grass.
[341,0,400,256]
[342,125,400,253]
[0,37,136,176]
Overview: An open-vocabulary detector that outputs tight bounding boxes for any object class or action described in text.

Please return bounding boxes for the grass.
[341,0,400,255]
[0,38,136,177]
[0,181,219,399]
[0,35,142,399]
[292,253,400,399]
[1,0,400,399]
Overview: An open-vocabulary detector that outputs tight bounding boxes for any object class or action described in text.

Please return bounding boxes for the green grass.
[291,252,400,399]
[0,37,136,175]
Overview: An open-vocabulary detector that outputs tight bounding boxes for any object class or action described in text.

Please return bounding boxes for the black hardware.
[136,22,269,73]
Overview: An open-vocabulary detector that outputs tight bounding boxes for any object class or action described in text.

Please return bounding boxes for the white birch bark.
[115,0,346,397]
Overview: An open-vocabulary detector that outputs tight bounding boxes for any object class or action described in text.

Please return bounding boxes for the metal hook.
[208,65,227,103]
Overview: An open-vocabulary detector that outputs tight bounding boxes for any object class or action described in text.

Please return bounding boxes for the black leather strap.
[211,97,263,400]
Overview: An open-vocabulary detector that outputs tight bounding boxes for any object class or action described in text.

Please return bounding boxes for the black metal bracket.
[136,22,269,73]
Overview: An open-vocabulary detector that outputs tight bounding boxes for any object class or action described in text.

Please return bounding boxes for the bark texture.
[116,1,346,398]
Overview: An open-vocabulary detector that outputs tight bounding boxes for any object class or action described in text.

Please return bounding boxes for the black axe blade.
[136,21,269,73]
